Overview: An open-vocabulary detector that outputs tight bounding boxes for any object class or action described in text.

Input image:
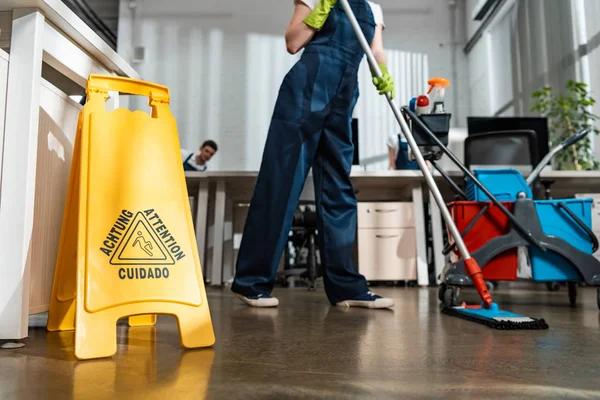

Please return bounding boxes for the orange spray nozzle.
[427,77,451,94]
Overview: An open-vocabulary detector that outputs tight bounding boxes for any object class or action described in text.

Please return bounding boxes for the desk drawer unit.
[357,202,415,229]
[357,202,417,281]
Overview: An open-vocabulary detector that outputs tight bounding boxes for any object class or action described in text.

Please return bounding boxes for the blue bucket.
[466,169,532,201]
[530,199,593,281]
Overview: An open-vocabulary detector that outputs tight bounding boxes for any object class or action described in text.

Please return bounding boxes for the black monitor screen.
[467,117,549,164]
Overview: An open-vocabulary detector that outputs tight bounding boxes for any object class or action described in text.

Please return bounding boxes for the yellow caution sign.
[47,75,215,360]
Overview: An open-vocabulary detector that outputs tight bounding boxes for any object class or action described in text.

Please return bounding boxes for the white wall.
[467,32,493,116]
[122,17,300,171]
[118,0,466,171]
[583,0,600,157]
[465,0,483,40]
[466,0,580,118]
[465,0,600,160]
[356,51,429,171]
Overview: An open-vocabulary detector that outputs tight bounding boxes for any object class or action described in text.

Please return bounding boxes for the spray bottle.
[427,77,451,113]
[415,95,430,115]
[409,97,417,113]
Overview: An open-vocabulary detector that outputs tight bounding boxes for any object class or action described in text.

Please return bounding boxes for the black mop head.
[442,303,549,330]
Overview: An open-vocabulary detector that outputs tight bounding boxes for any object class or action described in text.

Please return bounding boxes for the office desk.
[187,169,600,289]
[187,170,433,287]
[185,172,210,273]
[535,171,600,198]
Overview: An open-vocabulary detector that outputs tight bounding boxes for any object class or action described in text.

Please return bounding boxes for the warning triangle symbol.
[110,212,175,265]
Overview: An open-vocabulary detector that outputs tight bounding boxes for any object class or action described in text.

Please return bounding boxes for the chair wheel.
[546,282,560,292]
[485,281,494,292]
[568,282,577,307]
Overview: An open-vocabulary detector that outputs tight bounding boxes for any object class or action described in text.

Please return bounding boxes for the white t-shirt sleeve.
[298,0,318,10]
[367,2,385,27]
[387,134,399,151]
[181,149,192,160]
[181,149,199,170]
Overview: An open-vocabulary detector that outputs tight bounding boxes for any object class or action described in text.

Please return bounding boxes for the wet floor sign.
[47,75,215,360]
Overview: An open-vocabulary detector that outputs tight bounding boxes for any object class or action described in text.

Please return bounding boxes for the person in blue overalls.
[181,140,218,172]
[387,133,419,170]
[231,0,396,309]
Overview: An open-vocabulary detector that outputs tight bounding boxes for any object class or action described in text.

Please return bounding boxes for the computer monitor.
[467,117,549,164]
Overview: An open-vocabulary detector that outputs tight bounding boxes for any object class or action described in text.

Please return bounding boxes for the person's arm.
[369,28,395,98]
[371,25,387,65]
[369,4,395,99]
[388,146,397,170]
[285,1,317,55]
[386,134,397,170]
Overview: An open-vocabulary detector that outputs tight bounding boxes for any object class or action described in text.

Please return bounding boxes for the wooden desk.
[187,170,432,288]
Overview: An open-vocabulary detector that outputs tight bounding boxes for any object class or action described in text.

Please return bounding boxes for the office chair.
[278,205,321,290]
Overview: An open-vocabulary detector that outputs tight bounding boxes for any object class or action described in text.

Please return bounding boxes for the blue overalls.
[395,136,419,170]
[183,153,197,171]
[232,0,376,304]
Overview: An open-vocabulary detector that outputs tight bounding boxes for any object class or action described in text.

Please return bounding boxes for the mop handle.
[340,0,496,306]
[339,0,470,260]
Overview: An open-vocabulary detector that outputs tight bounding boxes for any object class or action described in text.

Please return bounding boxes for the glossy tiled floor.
[2,286,600,399]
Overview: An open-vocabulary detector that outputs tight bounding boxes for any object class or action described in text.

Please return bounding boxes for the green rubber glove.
[372,63,396,99]
[304,0,338,30]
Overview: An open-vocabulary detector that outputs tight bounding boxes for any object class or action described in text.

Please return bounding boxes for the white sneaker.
[336,291,394,309]
[234,293,279,308]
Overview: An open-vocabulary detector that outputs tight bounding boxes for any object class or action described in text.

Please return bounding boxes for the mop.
[341,0,548,330]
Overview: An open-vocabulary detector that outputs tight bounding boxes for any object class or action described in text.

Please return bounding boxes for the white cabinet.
[357,202,417,281]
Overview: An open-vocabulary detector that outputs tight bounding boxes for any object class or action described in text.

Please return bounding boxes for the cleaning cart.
[343,0,549,328]
[421,123,600,310]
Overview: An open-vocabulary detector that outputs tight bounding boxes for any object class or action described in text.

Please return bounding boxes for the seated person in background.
[181,140,218,171]
[387,133,419,170]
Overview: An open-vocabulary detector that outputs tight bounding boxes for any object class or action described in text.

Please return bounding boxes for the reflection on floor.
[1,286,600,399]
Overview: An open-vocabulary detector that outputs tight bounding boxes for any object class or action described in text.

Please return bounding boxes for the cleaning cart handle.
[561,129,589,148]
[526,129,590,186]
[87,74,170,103]
[557,202,599,253]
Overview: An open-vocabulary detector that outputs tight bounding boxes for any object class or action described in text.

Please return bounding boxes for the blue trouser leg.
[313,101,369,305]
[232,117,321,297]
